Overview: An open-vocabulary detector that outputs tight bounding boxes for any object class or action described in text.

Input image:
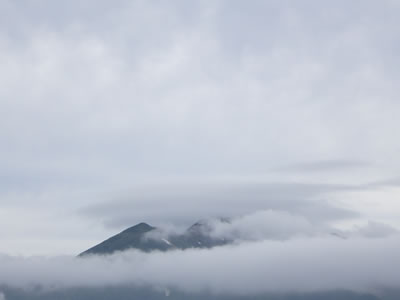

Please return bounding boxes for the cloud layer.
[1,209,399,296]
[1,0,400,259]
[1,235,399,296]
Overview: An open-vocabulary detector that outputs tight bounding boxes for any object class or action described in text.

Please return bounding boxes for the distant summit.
[79,219,230,256]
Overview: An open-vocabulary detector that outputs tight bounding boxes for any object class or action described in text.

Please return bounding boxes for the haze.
[0,1,400,299]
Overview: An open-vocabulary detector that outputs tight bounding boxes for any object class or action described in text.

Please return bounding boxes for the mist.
[1,231,399,296]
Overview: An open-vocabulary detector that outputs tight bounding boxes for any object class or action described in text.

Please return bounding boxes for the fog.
[0,236,399,295]
[0,216,399,296]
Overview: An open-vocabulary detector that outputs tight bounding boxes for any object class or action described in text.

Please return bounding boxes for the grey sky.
[0,0,400,255]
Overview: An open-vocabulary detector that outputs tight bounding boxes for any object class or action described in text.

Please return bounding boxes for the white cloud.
[203,210,318,241]
[0,235,400,295]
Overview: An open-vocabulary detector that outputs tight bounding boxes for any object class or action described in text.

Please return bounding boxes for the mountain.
[79,219,230,256]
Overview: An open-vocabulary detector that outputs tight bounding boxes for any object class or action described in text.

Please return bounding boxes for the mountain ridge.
[79,219,230,256]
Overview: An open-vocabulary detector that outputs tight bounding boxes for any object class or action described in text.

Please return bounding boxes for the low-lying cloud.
[205,210,321,241]
[1,209,399,299]
[208,212,399,242]
[144,210,399,244]
[1,234,399,296]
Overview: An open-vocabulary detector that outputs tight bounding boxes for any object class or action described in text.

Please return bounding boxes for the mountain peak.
[79,222,158,256]
[188,217,230,232]
[122,222,155,233]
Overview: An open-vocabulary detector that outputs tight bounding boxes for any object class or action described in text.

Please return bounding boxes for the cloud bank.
[0,235,399,296]
[1,209,399,296]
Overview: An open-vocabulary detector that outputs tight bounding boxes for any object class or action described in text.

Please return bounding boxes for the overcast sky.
[1,0,400,256]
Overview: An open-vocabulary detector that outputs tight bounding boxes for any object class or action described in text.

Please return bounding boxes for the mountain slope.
[79,220,229,256]
[79,222,171,256]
